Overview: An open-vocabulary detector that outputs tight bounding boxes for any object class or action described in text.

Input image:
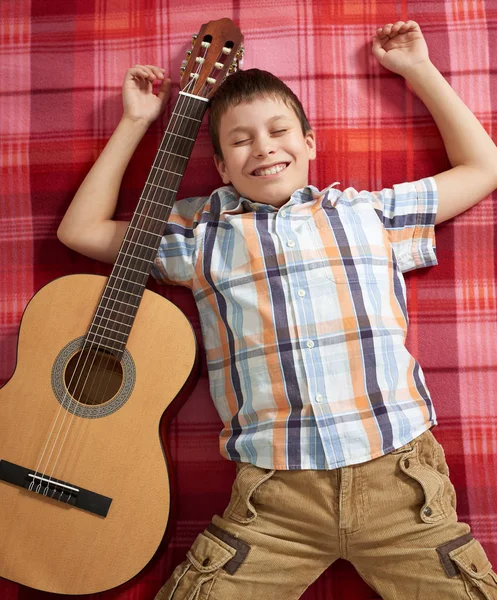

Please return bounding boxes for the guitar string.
[28,73,201,495]
[76,51,223,414]
[58,49,224,433]
[64,57,215,417]
[80,70,209,412]
[33,48,220,497]
[37,80,201,495]
[41,39,237,494]
[30,80,199,497]
[68,75,202,412]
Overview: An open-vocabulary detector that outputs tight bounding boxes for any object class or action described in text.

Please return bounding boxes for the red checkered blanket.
[1,2,496,598]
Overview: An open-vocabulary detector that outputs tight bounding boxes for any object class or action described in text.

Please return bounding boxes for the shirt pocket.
[309,208,392,285]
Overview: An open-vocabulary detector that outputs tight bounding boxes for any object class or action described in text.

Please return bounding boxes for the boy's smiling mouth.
[251,162,289,177]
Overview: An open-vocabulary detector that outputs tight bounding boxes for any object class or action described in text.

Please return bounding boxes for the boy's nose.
[252,137,276,158]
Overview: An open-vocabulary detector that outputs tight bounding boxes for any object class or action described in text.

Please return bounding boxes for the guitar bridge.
[0,459,112,517]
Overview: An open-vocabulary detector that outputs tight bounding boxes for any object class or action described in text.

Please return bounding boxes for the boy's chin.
[240,180,305,207]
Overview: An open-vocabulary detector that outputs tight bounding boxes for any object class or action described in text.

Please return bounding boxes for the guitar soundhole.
[64,348,123,406]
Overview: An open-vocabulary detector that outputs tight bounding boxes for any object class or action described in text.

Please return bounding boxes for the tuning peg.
[186,50,192,59]
[180,59,188,76]
[235,46,244,69]
[191,34,198,47]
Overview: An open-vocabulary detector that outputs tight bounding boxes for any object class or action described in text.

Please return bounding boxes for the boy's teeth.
[254,163,287,176]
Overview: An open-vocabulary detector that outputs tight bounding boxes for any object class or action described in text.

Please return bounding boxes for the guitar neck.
[86,92,209,357]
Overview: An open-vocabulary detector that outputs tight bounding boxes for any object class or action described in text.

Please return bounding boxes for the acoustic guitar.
[0,18,244,595]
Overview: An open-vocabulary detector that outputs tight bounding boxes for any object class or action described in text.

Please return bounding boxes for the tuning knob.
[191,34,198,46]
[235,46,245,69]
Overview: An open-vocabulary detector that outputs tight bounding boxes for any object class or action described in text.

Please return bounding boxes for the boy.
[57,20,497,600]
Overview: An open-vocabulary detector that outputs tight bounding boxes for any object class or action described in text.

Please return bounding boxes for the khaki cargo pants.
[155,429,497,599]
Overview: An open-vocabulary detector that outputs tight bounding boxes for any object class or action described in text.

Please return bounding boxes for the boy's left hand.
[372,20,430,77]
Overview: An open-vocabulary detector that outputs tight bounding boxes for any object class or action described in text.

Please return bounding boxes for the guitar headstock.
[179,18,244,100]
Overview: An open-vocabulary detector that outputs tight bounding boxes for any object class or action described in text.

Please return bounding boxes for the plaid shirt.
[151,177,439,470]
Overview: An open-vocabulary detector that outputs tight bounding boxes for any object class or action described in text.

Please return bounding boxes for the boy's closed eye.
[233,129,288,145]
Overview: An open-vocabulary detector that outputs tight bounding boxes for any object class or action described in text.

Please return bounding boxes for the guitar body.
[0,274,197,594]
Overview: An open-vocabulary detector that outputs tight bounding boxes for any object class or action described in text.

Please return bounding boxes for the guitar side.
[0,273,197,594]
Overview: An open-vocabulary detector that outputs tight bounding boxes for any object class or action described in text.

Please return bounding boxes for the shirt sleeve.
[149,195,208,288]
[369,176,439,273]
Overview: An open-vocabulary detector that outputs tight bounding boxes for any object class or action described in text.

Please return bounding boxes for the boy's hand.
[122,65,172,125]
[372,21,430,77]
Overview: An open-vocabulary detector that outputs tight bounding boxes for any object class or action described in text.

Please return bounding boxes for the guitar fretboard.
[86,93,208,357]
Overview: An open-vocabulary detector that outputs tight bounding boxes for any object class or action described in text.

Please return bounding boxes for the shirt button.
[298,289,306,297]
[315,394,323,403]
[287,240,295,247]
[306,340,315,349]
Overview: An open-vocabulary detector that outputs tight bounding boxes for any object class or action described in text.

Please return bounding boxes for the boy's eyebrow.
[227,115,289,136]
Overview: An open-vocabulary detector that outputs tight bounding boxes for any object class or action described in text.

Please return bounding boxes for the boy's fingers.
[372,37,386,58]
[127,66,152,81]
[375,20,420,38]
[143,64,165,79]
[157,78,172,102]
[127,65,166,82]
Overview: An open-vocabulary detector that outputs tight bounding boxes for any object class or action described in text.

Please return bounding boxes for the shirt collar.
[218,182,341,215]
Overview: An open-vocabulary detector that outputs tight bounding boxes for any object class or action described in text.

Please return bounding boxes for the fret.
[164,168,184,176]
[95,312,134,326]
[128,224,163,237]
[145,182,177,194]
[91,321,130,336]
[110,274,146,287]
[122,239,157,251]
[152,165,183,178]
[98,298,139,311]
[134,211,168,225]
[86,332,122,348]
[162,150,189,160]
[114,250,154,266]
[111,263,150,277]
[163,132,196,142]
[138,196,174,209]
[86,339,120,353]
[171,111,202,123]
[103,286,142,299]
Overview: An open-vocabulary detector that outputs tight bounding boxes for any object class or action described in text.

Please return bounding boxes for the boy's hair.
[208,68,312,159]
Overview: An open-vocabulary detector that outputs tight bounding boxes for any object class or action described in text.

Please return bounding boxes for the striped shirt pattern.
[151,177,439,469]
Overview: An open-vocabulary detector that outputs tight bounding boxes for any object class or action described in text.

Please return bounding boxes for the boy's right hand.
[122,65,172,125]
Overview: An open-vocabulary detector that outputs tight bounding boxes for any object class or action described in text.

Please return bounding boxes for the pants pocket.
[448,537,497,599]
[155,529,237,600]
[397,442,453,524]
[223,463,276,524]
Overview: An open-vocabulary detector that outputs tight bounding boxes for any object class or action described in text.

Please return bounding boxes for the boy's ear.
[306,130,317,160]
[214,154,232,184]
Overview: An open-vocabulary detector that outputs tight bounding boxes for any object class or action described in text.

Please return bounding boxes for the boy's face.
[214,97,316,207]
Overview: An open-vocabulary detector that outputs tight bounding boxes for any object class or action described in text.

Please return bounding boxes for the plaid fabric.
[1,1,496,599]
[150,178,438,470]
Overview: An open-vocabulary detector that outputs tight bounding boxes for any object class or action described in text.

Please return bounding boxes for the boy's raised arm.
[57,65,171,264]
